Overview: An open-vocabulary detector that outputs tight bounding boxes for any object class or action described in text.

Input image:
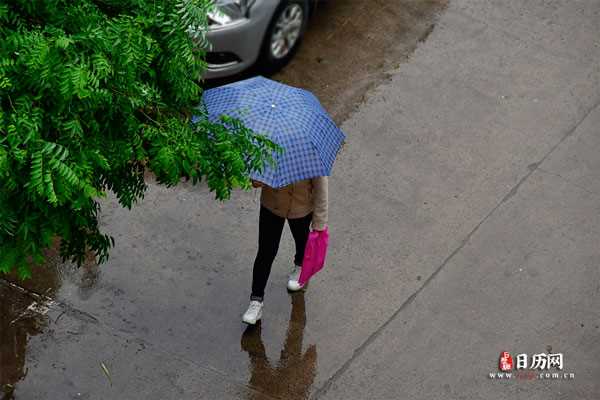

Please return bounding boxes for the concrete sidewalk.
[3,0,600,399]
[316,1,600,398]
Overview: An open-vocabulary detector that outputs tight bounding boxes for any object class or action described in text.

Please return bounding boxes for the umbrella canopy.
[200,76,345,188]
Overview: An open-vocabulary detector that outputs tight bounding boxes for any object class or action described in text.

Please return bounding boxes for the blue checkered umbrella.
[198,76,345,188]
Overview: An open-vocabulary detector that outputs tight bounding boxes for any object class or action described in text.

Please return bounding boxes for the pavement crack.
[312,98,600,400]
[536,167,600,198]
[499,101,600,206]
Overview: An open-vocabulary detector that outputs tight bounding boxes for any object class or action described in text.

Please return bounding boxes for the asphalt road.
[2,1,600,399]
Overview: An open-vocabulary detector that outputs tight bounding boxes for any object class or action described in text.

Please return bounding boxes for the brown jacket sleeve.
[311,176,328,231]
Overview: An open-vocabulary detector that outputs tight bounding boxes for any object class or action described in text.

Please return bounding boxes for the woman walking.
[242,176,328,325]
[200,76,343,325]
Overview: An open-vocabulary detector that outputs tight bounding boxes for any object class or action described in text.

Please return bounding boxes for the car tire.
[259,0,310,74]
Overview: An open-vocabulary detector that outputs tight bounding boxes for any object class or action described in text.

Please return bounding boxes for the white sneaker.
[287,265,305,292]
[242,300,263,325]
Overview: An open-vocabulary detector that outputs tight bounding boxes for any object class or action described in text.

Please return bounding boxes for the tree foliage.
[0,0,281,278]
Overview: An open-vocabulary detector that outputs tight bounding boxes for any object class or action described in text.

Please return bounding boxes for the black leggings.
[251,206,312,300]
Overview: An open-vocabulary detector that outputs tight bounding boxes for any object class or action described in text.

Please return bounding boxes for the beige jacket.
[260,176,328,231]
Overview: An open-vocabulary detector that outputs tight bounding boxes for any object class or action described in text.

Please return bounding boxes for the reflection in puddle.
[0,245,61,399]
[241,293,317,400]
[0,243,100,399]
[58,259,101,301]
[0,284,49,400]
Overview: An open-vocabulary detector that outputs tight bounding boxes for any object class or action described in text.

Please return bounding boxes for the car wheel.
[259,0,310,74]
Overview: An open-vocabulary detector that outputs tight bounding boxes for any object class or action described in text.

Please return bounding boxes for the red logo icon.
[499,351,513,371]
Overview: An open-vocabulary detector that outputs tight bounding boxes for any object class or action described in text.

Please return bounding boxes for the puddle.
[0,284,49,400]
[0,243,62,400]
[0,243,100,399]
[241,293,316,400]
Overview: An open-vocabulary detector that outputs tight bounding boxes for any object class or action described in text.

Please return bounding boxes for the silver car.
[204,0,317,79]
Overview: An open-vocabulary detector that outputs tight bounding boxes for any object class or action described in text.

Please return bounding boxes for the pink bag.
[299,228,329,286]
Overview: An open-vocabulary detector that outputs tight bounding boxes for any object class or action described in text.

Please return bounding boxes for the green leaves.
[29,149,45,198]
[1,0,279,278]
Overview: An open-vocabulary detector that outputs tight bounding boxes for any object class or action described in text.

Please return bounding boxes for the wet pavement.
[0,284,46,399]
[1,1,447,399]
[274,0,448,123]
[4,0,600,399]
[206,0,447,123]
